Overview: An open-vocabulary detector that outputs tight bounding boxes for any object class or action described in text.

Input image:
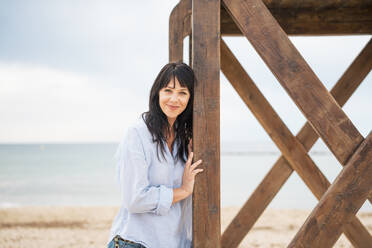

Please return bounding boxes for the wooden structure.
[169,0,372,247]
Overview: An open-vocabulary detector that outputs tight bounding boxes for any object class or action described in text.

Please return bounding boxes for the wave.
[0,202,22,208]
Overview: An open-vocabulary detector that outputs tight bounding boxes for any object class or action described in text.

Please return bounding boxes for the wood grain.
[289,132,372,247]
[173,0,372,36]
[220,38,372,247]
[222,0,364,166]
[192,0,221,247]
[221,2,372,36]
[220,38,372,248]
[169,0,191,62]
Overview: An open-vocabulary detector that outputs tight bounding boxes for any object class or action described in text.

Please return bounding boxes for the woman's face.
[159,77,190,122]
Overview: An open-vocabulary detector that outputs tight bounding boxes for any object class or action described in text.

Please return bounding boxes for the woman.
[107,62,204,248]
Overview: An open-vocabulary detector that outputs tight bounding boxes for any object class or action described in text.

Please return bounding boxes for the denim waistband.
[113,235,147,248]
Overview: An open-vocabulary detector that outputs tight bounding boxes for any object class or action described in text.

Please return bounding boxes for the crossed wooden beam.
[220,37,372,247]
[169,0,372,247]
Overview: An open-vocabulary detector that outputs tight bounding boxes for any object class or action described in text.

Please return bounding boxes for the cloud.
[0,62,145,143]
[0,0,179,84]
[0,1,371,143]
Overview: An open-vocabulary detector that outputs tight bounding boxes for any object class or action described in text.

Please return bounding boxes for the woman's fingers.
[191,159,202,169]
[188,138,193,153]
[186,151,204,175]
[192,168,204,175]
[186,152,193,166]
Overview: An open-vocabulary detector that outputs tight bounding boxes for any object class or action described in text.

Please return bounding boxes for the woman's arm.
[172,187,189,204]
[116,127,173,216]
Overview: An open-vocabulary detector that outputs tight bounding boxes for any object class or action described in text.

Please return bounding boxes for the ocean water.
[0,143,370,212]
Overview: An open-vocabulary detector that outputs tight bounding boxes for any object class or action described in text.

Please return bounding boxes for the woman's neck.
[168,117,176,130]
[165,118,176,139]
[165,126,175,140]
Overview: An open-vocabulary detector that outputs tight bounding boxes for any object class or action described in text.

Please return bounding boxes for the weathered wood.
[172,0,372,36]
[176,0,372,38]
[222,0,364,166]
[189,33,192,66]
[221,2,372,36]
[221,155,293,247]
[331,38,372,106]
[220,38,372,248]
[192,0,221,247]
[220,39,372,248]
[289,132,372,247]
[169,0,192,62]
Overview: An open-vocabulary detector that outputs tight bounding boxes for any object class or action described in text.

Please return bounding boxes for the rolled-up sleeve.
[115,127,173,216]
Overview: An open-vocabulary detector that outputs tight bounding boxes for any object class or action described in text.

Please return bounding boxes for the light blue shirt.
[108,117,192,248]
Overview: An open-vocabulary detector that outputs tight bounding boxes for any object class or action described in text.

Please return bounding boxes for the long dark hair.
[141,62,196,164]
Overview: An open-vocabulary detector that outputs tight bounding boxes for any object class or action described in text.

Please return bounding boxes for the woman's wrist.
[172,187,191,204]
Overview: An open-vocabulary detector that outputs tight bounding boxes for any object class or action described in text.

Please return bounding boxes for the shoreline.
[1,205,370,247]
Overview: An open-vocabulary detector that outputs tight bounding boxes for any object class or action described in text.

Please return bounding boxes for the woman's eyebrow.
[166,86,188,91]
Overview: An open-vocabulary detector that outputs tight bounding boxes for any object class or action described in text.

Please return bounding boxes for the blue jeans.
[107,235,147,248]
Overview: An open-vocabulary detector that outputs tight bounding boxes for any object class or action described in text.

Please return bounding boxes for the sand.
[0,206,371,248]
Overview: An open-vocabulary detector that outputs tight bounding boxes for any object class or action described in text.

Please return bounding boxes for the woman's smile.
[167,104,180,110]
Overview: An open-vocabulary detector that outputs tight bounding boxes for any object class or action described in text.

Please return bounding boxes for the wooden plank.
[169,0,192,62]
[192,0,221,247]
[221,3,372,36]
[222,0,364,166]
[189,33,192,66]
[289,132,372,247]
[331,38,372,107]
[174,0,372,37]
[220,39,372,248]
[219,34,372,248]
[221,155,293,247]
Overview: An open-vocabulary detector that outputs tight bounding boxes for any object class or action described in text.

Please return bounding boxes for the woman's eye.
[164,89,171,92]
[181,92,187,95]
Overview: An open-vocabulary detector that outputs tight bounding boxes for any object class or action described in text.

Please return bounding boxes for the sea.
[0,142,370,212]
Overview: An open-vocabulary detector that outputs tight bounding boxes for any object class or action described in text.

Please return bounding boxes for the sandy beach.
[0,206,371,248]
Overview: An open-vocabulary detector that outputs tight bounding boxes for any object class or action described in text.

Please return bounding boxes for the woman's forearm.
[172,187,190,204]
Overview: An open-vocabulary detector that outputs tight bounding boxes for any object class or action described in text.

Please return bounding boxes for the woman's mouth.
[167,104,179,110]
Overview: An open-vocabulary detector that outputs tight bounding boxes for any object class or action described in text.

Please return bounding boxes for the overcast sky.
[0,0,371,148]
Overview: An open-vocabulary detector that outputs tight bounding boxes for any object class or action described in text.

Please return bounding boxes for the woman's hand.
[181,151,203,197]
[187,138,192,155]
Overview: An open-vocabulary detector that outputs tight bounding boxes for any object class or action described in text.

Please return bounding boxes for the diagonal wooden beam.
[169,0,191,62]
[221,155,293,247]
[192,0,221,247]
[330,38,372,107]
[289,132,372,247]
[222,0,364,165]
[220,39,372,248]
[220,37,372,248]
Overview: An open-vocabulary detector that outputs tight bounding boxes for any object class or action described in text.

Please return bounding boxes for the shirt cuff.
[155,185,173,215]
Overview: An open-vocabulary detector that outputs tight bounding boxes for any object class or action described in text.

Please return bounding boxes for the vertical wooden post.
[192,0,221,247]
[189,33,192,66]
[169,0,191,62]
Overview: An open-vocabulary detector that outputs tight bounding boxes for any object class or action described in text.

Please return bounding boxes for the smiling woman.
[158,78,190,153]
[107,62,203,248]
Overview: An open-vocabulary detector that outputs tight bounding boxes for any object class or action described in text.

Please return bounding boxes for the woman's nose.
[170,93,178,101]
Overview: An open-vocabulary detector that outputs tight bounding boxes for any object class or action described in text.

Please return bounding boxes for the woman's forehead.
[166,77,188,90]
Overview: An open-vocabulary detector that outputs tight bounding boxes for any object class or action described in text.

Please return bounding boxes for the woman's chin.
[166,113,179,119]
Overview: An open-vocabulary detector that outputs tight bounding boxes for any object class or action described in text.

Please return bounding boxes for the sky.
[0,0,371,148]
